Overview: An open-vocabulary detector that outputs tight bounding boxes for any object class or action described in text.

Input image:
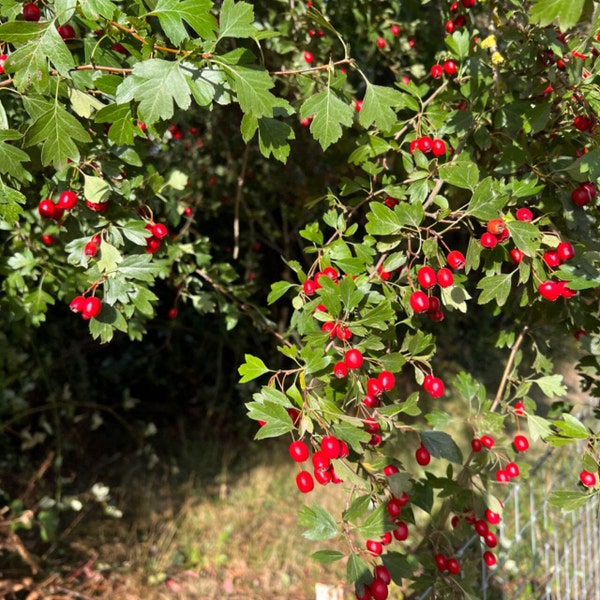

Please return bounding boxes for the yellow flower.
[491,51,505,65]
[480,35,497,50]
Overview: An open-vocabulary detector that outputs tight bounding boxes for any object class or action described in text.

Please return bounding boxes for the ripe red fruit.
[417,265,437,288]
[57,24,76,39]
[543,250,561,268]
[0,54,7,74]
[390,24,400,36]
[495,469,510,483]
[145,236,161,253]
[573,115,594,132]
[487,218,506,235]
[443,60,457,76]
[538,280,560,301]
[434,553,447,571]
[387,497,403,518]
[515,207,533,222]
[483,551,497,567]
[513,434,529,452]
[363,394,380,408]
[345,347,366,370]
[335,325,352,340]
[374,565,391,585]
[481,435,495,449]
[510,248,524,264]
[84,241,98,257]
[416,444,431,466]
[471,438,483,452]
[431,138,447,156]
[430,64,443,79]
[557,281,576,298]
[380,531,392,545]
[370,579,388,600]
[393,521,409,541]
[303,51,314,64]
[417,136,433,154]
[58,190,78,210]
[480,232,498,248]
[167,307,178,319]
[367,377,383,397]
[321,322,335,336]
[366,539,383,556]
[303,279,316,295]
[333,361,348,379]
[355,586,371,600]
[85,199,109,213]
[314,467,332,485]
[447,250,465,269]
[436,267,454,288]
[462,0,476,6]
[557,241,575,261]
[38,199,56,219]
[410,291,430,313]
[447,557,461,575]
[455,14,467,27]
[289,440,309,462]
[41,234,54,245]
[580,470,597,487]
[378,370,395,391]
[152,223,169,239]
[384,464,399,476]
[82,296,102,320]
[485,531,498,548]
[376,37,386,49]
[312,450,330,471]
[445,19,456,34]
[571,183,596,206]
[425,376,445,398]
[69,295,86,313]
[23,3,41,21]
[485,509,501,525]
[506,461,520,478]
[474,519,489,537]
[450,1,460,12]
[321,435,341,459]
[296,471,314,493]
[514,401,525,415]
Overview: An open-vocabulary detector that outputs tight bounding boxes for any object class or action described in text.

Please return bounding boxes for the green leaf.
[534,374,567,397]
[0,179,26,224]
[507,221,541,257]
[421,430,463,464]
[333,422,371,454]
[116,59,192,124]
[311,550,345,564]
[218,0,256,39]
[131,286,158,317]
[0,130,30,180]
[24,102,91,169]
[268,281,296,305]
[365,202,401,236]
[149,0,217,45]
[299,504,338,541]
[396,203,425,229]
[118,254,164,282]
[238,354,270,383]
[358,83,406,132]
[78,0,117,19]
[359,503,390,539]
[382,552,413,583]
[467,177,506,220]
[246,400,293,438]
[477,273,513,307]
[549,414,590,442]
[548,490,591,511]
[343,494,371,523]
[527,413,553,441]
[438,159,480,191]
[97,241,123,274]
[301,88,354,150]
[89,305,129,343]
[257,117,295,162]
[84,175,111,204]
[529,0,586,31]
[346,553,371,586]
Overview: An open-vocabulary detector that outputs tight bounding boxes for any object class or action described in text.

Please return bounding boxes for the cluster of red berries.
[479,217,510,248]
[37,190,78,222]
[409,136,448,157]
[145,221,169,253]
[471,433,529,483]
[69,294,102,320]
[445,0,476,34]
[571,182,597,207]
[355,564,393,600]
[430,60,458,79]
[449,505,501,566]
[303,266,340,296]
[573,115,594,133]
[84,234,101,258]
[290,435,347,493]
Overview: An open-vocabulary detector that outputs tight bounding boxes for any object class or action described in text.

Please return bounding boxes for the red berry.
[430,64,443,79]
[416,444,431,466]
[23,3,40,21]
[510,248,524,264]
[514,401,525,415]
[390,24,400,36]
[303,279,316,295]
[573,115,594,132]
[85,199,109,213]
[485,509,501,525]
[580,470,597,487]
[481,435,495,449]
[409,139,419,154]
[370,578,388,600]
[434,553,447,571]
[321,321,336,335]
[321,435,341,459]
[374,565,391,585]
[445,19,456,34]
[58,190,78,210]
[471,438,483,452]
[355,586,371,600]
[571,183,596,206]
[289,440,309,462]
[462,0,476,6]
[333,361,348,379]
[152,223,168,239]
[436,267,454,288]
[378,370,395,391]
[84,241,98,257]
[336,325,352,340]
[417,136,433,154]
[450,1,460,12]
[363,394,380,408]
[69,295,86,313]
[474,519,489,537]
[447,557,461,575]
[480,232,498,248]
[314,467,332,485]
[506,461,520,478]
[443,60,457,76]
[393,521,409,541]
[485,531,498,548]
[455,14,467,27]
[538,280,560,301]
[367,377,383,397]
[425,376,445,398]
[387,497,403,518]
[57,24,76,39]
[513,434,529,452]
[557,241,575,261]
[312,451,330,471]
[410,291,430,313]
[431,138,447,156]
[38,199,56,219]
[516,207,533,222]
[296,471,314,493]
[495,469,510,483]
[543,250,561,268]
[487,218,506,235]
[557,281,576,298]
[0,54,7,75]
[397,492,409,506]
[304,51,314,64]
[82,296,102,320]
[483,551,497,566]
[447,250,465,269]
[344,348,363,369]
[384,464,399,476]
[146,236,161,254]
[41,234,54,245]
[380,531,392,545]
[366,539,383,556]
[167,307,178,319]
[376,37,386,49]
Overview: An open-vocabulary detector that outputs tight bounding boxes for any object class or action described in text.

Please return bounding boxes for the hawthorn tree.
[1,0,599,597]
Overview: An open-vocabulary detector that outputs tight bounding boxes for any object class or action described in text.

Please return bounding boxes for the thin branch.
[233,144,250,260]
[270,58,355,76]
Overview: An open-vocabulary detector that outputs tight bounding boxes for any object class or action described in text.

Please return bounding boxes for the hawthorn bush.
[0,0,599,597]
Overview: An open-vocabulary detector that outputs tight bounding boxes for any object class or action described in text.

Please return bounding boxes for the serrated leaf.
[551,414,590,440]
[0,130,30,180]
[95,104,135,145]
[529,0,585,31]
[131,286,158,317]
[78,0,117,19]
[246,400,293,438]
[343,495,371,523]
[548,490,590,511]
[69,88,105,119]
[365,201,401,236]
[0,179,26,224]
[118,254,164,282]
[301,88,354,150]
[534,374,567,397]
[267,281,296,305]
[219,0,256,39]
[507,221,541,257]
[24,102,91,168]
[149,0,217,45]
[382,552,413,583]
[439,159,480,191]
[299,504,338,541]
[97,241,123,273]
[467,177,506,220]
[421,430,463,464]
[311,550,345,564]
[477,273,513,307]
[358,83,406,132]
[346,553,371,586]
[238,354,270,383]
[257,117,295,162]
[396,203,424,229]
[89,305,129,343]
[527,413,553,441]
[116,59,192,124]
[84,175,111,204]
[359,503,390,539]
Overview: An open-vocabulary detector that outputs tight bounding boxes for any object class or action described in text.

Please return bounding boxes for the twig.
[270,58,355,76]
[233,144,250,260]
